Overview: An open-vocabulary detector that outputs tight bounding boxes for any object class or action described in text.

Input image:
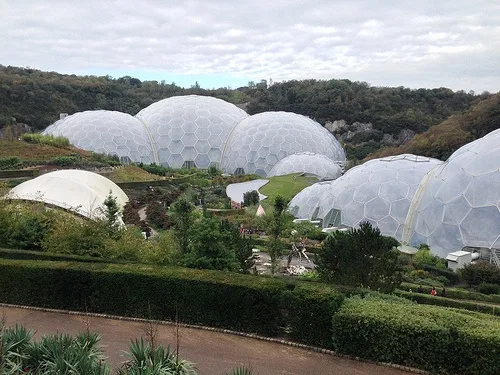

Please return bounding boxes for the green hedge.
[400,282,500,304]
[0,259,343,346]
[332,298,500,375]
[394,290,500,316]
[0,169,38,178]
[0,248,117,263]
[281,283,344,348]
[421,264,460,284]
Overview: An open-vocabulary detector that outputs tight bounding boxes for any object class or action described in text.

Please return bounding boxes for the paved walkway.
[1,305,414,375]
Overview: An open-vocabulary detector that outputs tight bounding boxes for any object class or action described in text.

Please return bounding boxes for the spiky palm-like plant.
[0,323,33,374]
[24,331,110,375]
[226,367,254,375]
[119,338,197,375]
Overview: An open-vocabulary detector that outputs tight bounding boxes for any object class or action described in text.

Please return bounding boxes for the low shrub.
[394,290,500,316]
[281,283,344,348]
[421,264,459,284]
[332,298,500,375]
[0,248,115,263]
[478,282,500,295]
[54,156,79,166]
[460,261,500,286]
[21,133,70,148]
[399,282,500,304]
[0,156,23,170]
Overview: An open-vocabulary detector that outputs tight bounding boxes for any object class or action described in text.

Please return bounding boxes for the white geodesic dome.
[267,152,343,180]
[42,111,155,164]
[316,154,443,240]
[288,181,334,220]
[220,112,346,176]
[5,170,129,221]
[136,95,248,168]
[409,130,500,258]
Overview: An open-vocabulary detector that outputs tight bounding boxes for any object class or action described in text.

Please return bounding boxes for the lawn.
[106,165,163,182]
[0,140,90,161]
[259,173,318,203]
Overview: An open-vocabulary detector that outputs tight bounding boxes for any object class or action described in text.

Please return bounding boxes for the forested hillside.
[369,92,500,161]
[0,64,491,160]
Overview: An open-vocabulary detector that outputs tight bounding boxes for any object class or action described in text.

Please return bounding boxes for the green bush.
[0,156,23,170]
[332,298,500,375]
[0,248,115,263]
[478,282,500,295]
[0,259,343,345]
[281,283,344,348]
[54,156,79,166]
[399,282,500,304]
[413,246,445,265]
[21,133,71,148]
[421,264,459,284]
[394,290,500,316]
[460,261,500,286]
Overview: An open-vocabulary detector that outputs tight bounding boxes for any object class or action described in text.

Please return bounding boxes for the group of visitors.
[416,285,446,297]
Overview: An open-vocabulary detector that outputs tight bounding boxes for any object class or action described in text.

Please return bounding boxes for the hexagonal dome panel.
[410,130,500,257]
[136,95,248,168]
[220,112,346,176]
[288,181,334,219]
[316,154,442,241]
[43,110,154,164]
[267,152,343,180]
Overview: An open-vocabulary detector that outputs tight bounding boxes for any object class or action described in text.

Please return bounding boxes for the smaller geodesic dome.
[221,111,346,176]
[136,95,249,169]
[43,111,155,164]
[288,181,334,220]
[5,170,128,220]
[267,152,343,180]
[316,154,443,240]
[409,130,500,258]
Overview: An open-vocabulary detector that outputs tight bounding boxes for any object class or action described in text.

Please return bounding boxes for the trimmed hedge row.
[0,259,343,347]
[332,298,500,375]
[394,290,500,316]
[400,282,500,304]
[0,248,116,264]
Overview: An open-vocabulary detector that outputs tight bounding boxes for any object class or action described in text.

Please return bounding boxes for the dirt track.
[1,305,414,375]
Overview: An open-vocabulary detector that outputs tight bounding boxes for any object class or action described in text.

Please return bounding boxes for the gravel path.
[1,305,416,375]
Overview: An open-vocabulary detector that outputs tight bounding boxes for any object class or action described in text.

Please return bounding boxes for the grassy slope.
[0,140,90,162]
[105,165,162,183]
[260,173,318,203]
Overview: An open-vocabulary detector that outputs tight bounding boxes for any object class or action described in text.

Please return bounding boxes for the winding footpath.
[1,305,416,375]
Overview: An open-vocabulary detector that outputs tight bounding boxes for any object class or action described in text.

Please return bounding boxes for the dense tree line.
[243,79,482,135]
[1,65,482,135]
[370,92,500,160]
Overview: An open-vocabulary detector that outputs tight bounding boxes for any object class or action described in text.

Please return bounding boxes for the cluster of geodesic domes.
[290,129,500,258]
[43,95,346,178]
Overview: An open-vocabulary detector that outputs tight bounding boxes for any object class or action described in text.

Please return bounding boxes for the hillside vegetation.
[1,65,486,160]
[369,92,500,160]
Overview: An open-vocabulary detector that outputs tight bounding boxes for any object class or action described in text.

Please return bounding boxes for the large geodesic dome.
[136,95,248,169]
[267,152,343,180]
[288,181,334,220]
[5,170,128,221]
[315,154,443,240]
[409,130,500,258]
[220,112,346,176]
[42,111,155,164]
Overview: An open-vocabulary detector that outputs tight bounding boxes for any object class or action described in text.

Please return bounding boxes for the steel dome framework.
[220,112,346,176]
[267,152,343,180]
[43,110,155,164]
[136,95,248,169]
[409,130,500,259]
